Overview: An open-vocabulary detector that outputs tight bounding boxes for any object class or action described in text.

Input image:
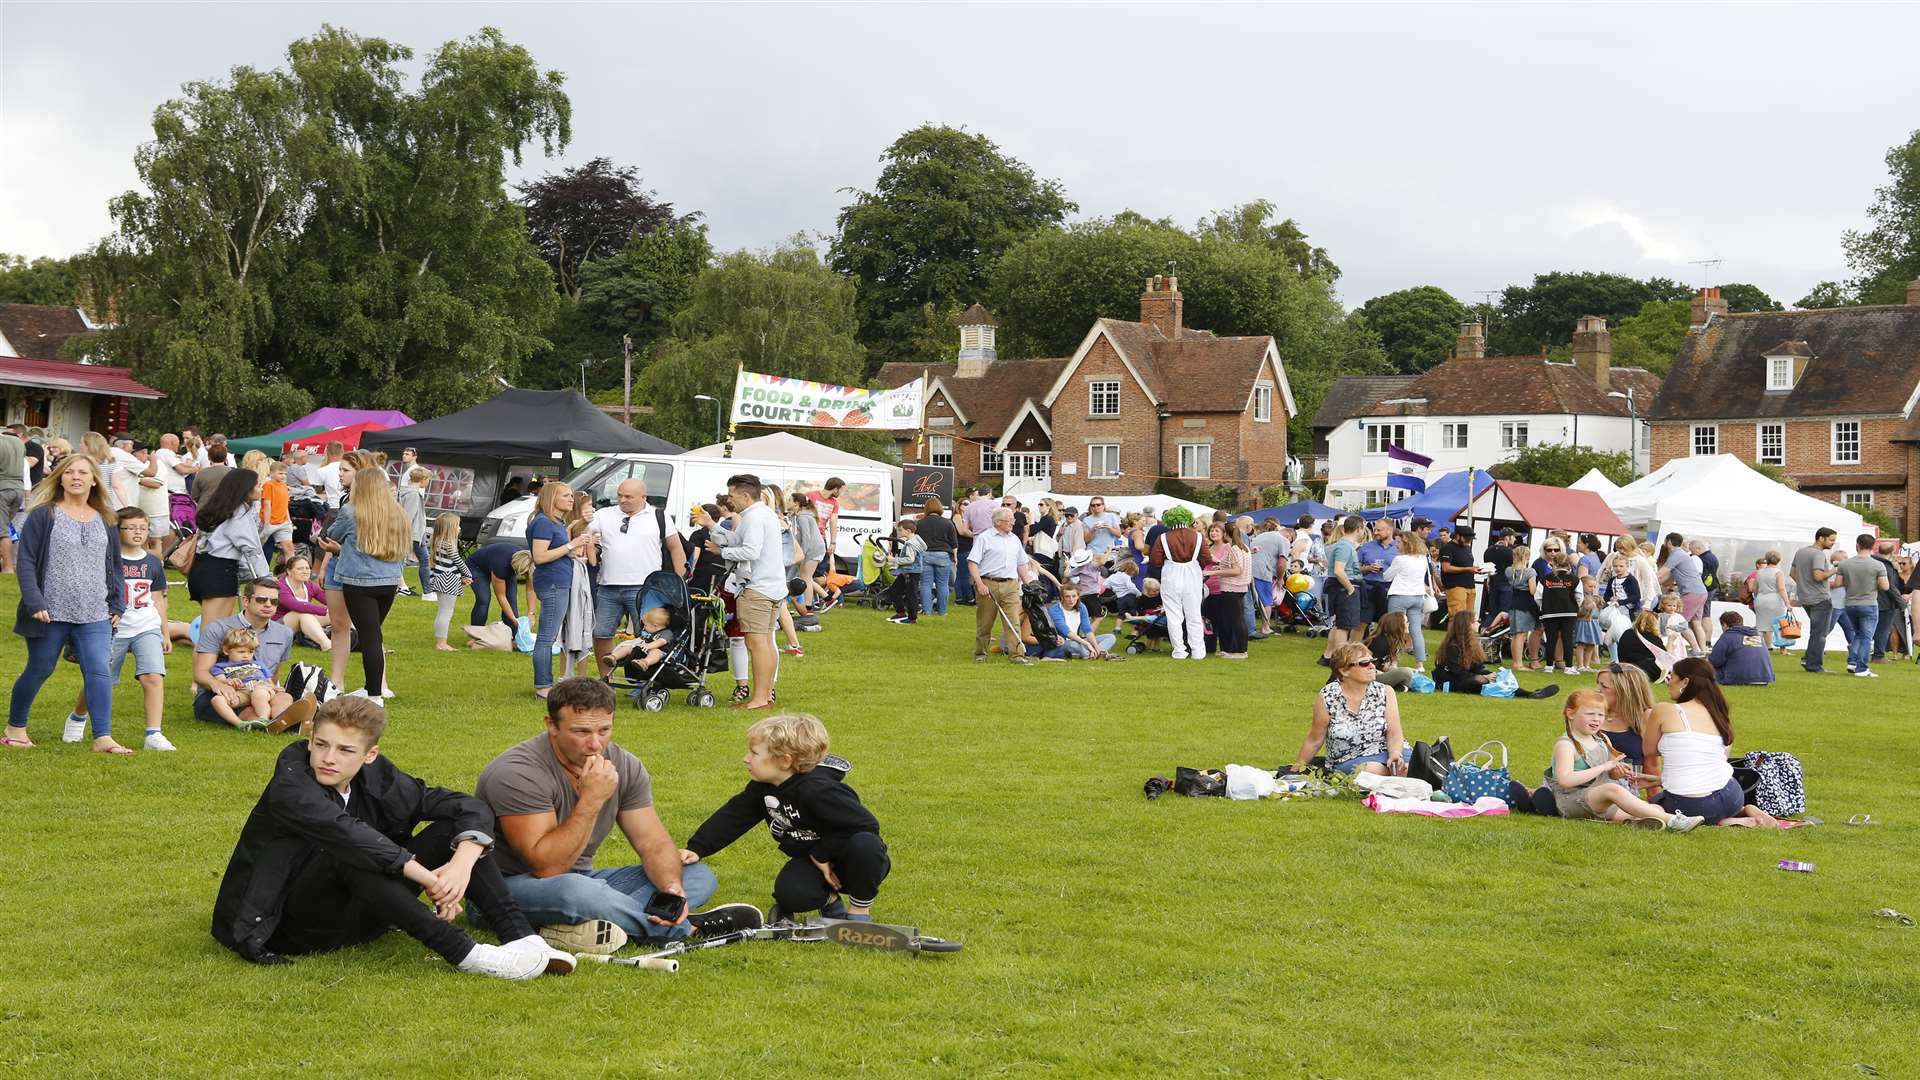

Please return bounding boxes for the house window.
[1089,380,1120,417]
[928,435,953,469]
[1365,423,1407,455]
[1178,444,1211,480]
[1757,423,1785,466]
[1690,424,1718,456]
[927,415,953,428]
[1442,423,1469,450]
[1500,421,1529,450]
[1831,419,1861,465]
[1005,452,1051,480]
[1252,384,1273,423]
[1766,355,1793,391]
[980,446,1004,473]
[1842,490,1874,510]
[1088,444,1120,479]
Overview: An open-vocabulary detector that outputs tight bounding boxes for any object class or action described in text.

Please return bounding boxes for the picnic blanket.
[1364,794,1510,818]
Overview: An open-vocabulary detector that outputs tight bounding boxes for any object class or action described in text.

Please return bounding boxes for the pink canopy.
[275,407,414,433]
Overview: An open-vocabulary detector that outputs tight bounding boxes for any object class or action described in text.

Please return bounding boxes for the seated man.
[211,697,570,979]
[192,577,317,733]
[1708,610,1776,686]
[476,677,761,954]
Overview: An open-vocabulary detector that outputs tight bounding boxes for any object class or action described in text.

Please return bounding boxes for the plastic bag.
[1408,673,1436,694]
[514,615,536,654]
[1481,667,1518,698]
[1224,764,1279,800]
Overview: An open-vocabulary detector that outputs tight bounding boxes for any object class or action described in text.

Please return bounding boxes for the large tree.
[0,254,80,308]
[517,157,686,302]
[636,241,886,456]
[87,25,569,433]
[1717,281,1782,313]
[1488,271,1690,356]
[830,125,1075,369]
[1843,127,1920,305]
[1355,285,1468,374]
[1608,299,1689,374]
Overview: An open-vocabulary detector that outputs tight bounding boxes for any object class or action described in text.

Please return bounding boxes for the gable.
[994,398,1052,453]
[1042,321,1162,409]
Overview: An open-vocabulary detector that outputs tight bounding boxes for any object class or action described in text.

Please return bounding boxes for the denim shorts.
[1657,776,1744,822]
[110,630,167,679]
[1329,747,1413,774]
[1332,584,1370,630]
[592,583,645,639]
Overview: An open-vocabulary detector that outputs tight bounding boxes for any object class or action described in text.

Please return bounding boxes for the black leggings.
[266,820,534,964]
[772,832,891,912]
[1542,618,1575,668]
[1204,592,1248,654]
[341,584,397,691]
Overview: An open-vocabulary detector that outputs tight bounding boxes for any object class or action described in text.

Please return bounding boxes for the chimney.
[1571,314,1611,389]
[1139,274,1183,339]
[954,303,998,378]
[1454,320,1486,359]
[1690,286,1729,327]
[1907,277,1920,306]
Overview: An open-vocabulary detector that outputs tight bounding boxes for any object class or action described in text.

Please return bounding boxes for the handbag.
[1779,613,1803,640]
[1443,740,1514,805]
[1031,530,1060,559]
[167,532,200,573]
[1735,751,1806,817]
[1408,737,1455,787]
[1421,588,1439,614]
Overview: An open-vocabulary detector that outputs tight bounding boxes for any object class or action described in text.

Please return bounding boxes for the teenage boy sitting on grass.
[212,696,573,979]
[606,605,674,672]
[680,713,889,925]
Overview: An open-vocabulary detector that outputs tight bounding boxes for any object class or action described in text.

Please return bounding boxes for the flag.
[1385,444,1433,494]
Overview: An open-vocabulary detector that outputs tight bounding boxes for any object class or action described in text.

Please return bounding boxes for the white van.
[475,452,895,559]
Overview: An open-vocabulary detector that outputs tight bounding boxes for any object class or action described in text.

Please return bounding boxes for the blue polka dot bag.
[1441,740,1513,805]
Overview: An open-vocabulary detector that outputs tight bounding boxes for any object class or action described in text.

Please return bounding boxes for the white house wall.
[1327,413,1643,483]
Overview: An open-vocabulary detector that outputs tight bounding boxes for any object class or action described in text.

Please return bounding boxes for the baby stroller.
[857,533,896,609]
[1120,601,1217,655]
[1272,586,1333,638]
[1479,611,1513,661]
[611,569,729,712]
[1019,582,1063,656]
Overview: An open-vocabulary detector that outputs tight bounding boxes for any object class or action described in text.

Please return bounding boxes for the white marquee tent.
[1569,468,1621,497]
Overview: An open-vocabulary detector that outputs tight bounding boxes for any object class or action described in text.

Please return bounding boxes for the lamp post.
[1608,389,1639,476]
[692,394,723,446]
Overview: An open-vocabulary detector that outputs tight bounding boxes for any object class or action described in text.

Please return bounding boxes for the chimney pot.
[1572,315,1611,389]
[1454,320,1486,359]
[1690,286,1729,327]
[1140,271,1184,338]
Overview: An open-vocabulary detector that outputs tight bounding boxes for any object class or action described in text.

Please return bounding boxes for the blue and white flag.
[1385,444,1433,494]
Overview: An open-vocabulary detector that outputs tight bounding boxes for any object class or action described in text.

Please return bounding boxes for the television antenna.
[1688,258,1723,288]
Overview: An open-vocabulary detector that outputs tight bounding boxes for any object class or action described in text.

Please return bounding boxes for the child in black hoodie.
[679,713,889,924]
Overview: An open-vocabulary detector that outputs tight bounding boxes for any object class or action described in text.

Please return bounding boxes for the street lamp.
[1608,389,1639,477]
[692,394,723,446]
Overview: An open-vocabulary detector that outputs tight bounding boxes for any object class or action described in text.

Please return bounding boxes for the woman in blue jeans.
[912,497,957,615]
[7,453,129,753]
[527,483,594,698]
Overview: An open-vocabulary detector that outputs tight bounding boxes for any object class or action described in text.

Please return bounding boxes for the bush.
[1744,460,1797,489]
[1154,478,1243,511]
[1488,444,1635,488]
[1859,506,1899,537]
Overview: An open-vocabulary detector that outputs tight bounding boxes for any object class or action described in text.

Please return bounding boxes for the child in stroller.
[610,569,728,712]
[607,606,676,674]
[1271,570,1333,637]
[1120,579,1216,655]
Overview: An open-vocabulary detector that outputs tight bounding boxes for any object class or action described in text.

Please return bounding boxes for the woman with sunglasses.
[1643,658,1778,826]
[1293,642,1408,776]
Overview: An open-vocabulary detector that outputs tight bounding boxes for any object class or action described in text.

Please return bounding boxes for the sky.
[3,2,1917,312]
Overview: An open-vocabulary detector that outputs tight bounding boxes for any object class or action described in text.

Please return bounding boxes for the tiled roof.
[0,304,95,361]
[1370,356,1660,418]
[1313,375,1418,430]
[956,303,997,327]
[876,358,1069,442]
[1649,304,1920,421]
[0,355,164,399]
[1090,318,1273,412]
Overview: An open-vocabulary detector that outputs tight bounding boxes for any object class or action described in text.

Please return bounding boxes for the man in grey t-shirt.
[1249,519,1291,636]
[476,678,753,951]
[1833,534,1890,677]
[1789,528,1839,673]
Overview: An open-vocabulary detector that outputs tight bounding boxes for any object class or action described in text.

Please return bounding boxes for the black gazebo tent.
[360,389,682,527]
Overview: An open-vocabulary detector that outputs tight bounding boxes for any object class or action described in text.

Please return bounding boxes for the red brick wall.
[1051,336,1160,496]
[907,388,981,491]
[1649,416,1910,531]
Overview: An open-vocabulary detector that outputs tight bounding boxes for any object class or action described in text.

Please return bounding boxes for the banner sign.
[901,464,954,509]
[731,370,923,430]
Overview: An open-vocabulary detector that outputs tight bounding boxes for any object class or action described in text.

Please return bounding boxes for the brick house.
[0,303,162,439]
[1321,317,1659,507]
[880,276,1296,499]
[1646,282,1920,536]
[1309,375,1416,480]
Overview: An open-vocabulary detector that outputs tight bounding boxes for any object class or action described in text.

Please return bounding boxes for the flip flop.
[1847,814,1880,826]
[93,743,135,756]
[1872,908,1915,927]
[1,735,33,749]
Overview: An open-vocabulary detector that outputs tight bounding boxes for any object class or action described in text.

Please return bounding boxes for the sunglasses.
[1346,658,1377,669]
[620,515,633,533]
[248,595,279,605]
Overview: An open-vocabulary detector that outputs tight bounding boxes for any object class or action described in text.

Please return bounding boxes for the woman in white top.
[1643,657,1777,826]
[1382,530,1434,670]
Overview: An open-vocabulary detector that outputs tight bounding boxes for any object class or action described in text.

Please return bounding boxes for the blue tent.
[1233,499,1340,524]
[1351,469,1494,523]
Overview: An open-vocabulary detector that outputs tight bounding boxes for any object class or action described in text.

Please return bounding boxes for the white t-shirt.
[116,552,168,638]
[311,461,344,508]
[153,447,189,495]
[589,504,667,585]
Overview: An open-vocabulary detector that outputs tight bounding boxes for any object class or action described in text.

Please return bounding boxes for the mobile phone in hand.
[643,891,686,922]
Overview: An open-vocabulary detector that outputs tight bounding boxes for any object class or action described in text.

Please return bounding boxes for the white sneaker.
[456,941,546,980]
[422,592,438,602]
[379,686,395,699]
[505,933,576,975]
[1564,666,1583,676]
[143,731,178,752]
[343,689,386,707]
[1665,813,1704,833]
[538,919,628,955]
[1853,669,1880,678]
[63,713,87,743]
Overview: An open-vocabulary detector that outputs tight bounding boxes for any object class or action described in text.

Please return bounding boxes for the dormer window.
[1762,340,1809,392]
[1766,355,1792,391]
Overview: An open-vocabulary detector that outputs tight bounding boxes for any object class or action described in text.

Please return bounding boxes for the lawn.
[1,574,1915,1079]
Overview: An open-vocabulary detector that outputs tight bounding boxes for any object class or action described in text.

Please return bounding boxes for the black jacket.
[684,764,879,863]
[211,741,495,962]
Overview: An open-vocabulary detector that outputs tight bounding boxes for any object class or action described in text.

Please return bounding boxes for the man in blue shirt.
[1320,516,1368,665]
[1355,518,1398,629]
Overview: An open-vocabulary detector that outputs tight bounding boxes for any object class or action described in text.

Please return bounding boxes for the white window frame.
[1841,490,1874,509]
[1766,355,1793,391]
[1252,383,1273,423]
[1178,443,1211,480]
[1690,424,1718,457]
[1365,422,1408,455]
[1500,421,1530,450]
[928,435,953,469]
[1004,452,1051,480]
[979,446,1004,474]
[1088,443,1120,479]
[1088,379,1121,418]
[1831,419,1861,465]
[1756,422,1785,466]
[1442,422,1469,450]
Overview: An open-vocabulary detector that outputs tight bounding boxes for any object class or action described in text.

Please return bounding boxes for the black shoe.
[688,903,764,938]
[820,896,850,920]
[1315,656,1332,667]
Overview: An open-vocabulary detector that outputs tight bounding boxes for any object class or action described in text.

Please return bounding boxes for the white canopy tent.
[1569,468,1621,496]
[1014,491,1221,522]
[1324,472,1392,510]
[687,432,903,507]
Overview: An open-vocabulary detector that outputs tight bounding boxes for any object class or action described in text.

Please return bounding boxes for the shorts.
[1657,776,1745,823]
[1680,592,1708,620]
[1553,779,1626,819]
[1330,747,1413,775]
[110,630,167,679]
[0,486,22,527]
[263,521,294,548]
[1252,578,1275,608]
[1331,583,1370,631]
[736,588,778,635]
[1445,586,1475,615]
[187,553,240,602]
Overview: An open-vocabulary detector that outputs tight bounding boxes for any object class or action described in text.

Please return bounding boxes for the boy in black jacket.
[212,697,572,978]
[679,713,889,924]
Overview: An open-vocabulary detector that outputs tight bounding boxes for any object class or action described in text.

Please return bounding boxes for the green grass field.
[2,574,1916,1079]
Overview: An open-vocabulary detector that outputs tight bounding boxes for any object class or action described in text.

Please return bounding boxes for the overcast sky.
[4,2,1917,312]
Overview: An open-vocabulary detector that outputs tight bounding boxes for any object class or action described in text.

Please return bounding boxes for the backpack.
[1733,751,1805,818]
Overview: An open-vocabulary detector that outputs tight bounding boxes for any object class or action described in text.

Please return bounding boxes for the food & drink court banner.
[730,370,924,430]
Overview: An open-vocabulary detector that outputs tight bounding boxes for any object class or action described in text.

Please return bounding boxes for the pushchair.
[1120,601,1217,655]
[1272,586,1333,638]
[1019,582,1063,656]
[856,533,897,609]
[1478,611,1513,662]
[610,569,729,712]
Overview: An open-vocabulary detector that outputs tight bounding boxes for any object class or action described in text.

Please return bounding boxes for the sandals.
[1,734,33,749]
[1847,814,1880,826]
[94,742,135,756]
[1873,908,1916,927]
